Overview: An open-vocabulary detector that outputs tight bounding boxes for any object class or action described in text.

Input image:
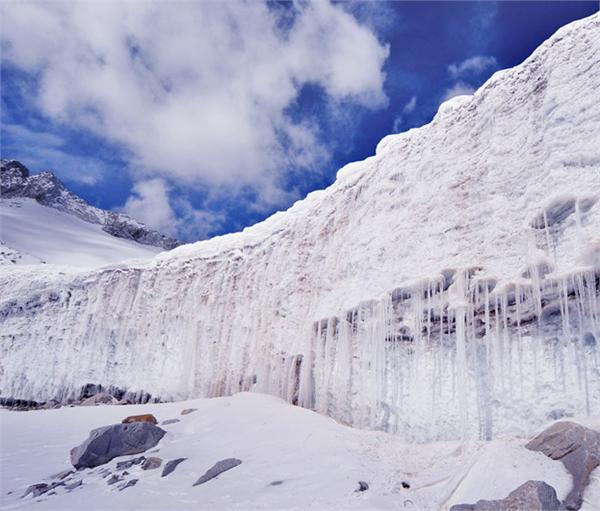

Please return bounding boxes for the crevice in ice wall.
[1,13,600,442]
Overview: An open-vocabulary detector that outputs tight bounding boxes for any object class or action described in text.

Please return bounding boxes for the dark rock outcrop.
[450,480,565,510]
[526,421,600,510]
[70,422,166,469]
[193,458,242,486]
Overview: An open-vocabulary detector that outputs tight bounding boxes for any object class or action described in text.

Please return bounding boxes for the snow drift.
[1,13,600,442]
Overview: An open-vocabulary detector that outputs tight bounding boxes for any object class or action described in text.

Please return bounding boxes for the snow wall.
[1,13,600,441]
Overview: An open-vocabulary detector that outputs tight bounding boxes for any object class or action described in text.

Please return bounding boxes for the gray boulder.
[193,458,242,486]
[70,422,166,469]
[162,458,187,477]
[450,480,565,510]
[526,421,600,510]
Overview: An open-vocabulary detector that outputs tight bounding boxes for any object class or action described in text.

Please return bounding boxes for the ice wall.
[1,13,600,441]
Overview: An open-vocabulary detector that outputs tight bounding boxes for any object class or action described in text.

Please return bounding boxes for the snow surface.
[1,13,600,441]
[1,393,599,510]
[0,199,161,268]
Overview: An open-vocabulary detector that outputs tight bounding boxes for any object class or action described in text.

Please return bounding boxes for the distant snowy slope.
[0,159,180,251]
[1,13,600,442]
[0,199,161,267]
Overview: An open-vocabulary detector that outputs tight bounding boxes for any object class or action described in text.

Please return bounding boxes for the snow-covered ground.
[0,199,161,268]
[1,393,598,510]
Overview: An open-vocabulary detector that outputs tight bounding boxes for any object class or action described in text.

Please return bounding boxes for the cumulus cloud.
[1,1,389,219]
[392,95,417,132]
[448,55,497,79]
[122,178,223,239]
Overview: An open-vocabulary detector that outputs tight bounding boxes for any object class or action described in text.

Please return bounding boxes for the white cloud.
[121,178,223,239]
[122,179,180,236]
[1,1,389,213]
[442,82,476,102]
[392,95,417,133]
[448,55,497,79]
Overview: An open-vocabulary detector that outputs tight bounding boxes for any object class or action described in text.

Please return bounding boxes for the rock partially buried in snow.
[162,418,180,425]
[22,483,49,498]
[70,422,166,469]
[525,421,600,510]
[450,480,565,510]
[118,479,138,491]
[122,414,158,424]
[193,458,242,486]
[162,458,187,478]
[355,481,369,492]
[116,456,145,470]
[180,408,197,416]
[141,457,162,470]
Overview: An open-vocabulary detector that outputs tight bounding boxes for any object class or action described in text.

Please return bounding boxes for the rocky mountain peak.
[0,159,180,250]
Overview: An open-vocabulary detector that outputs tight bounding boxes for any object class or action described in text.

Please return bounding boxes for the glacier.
[1,13,600,442]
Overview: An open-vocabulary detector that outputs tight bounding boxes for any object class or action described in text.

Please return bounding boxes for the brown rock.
[122,414,157,425]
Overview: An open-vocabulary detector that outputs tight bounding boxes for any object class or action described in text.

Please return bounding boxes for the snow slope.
[0,199,161,268]
[1,14,600,441]
[2,393,598,511]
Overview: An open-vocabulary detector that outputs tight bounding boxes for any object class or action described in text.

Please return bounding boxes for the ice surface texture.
[1,14,600,441]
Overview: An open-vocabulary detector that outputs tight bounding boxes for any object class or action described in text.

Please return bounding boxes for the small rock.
[107,475,121,485]
[22,483,49,498]
[401,481,411,489]
[355,481,369,492]
[122,414,157,424]
[162,419,180,425]
[116,457,145,470]
[70,422,166,469]
[141,457,162,470]
[99,469,111,478]
[122,471,130,476]
[450,480,565,511]
[51,469,74,480]
[526,421,600,510]
[118,479,138,491]
[162,458,187,478]
[269,480,284,486]
[65,480,82,491]
[193,458,242,486]
[180,408,198,416]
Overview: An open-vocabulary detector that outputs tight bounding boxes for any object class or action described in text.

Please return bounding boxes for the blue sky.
[1,1,598,241]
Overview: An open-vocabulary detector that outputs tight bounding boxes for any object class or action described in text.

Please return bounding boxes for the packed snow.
[1,13,600,444]
[2,393,599,510]
[0,199,161,268]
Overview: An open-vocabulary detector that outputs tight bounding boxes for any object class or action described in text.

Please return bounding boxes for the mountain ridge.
[0,159,180,251]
